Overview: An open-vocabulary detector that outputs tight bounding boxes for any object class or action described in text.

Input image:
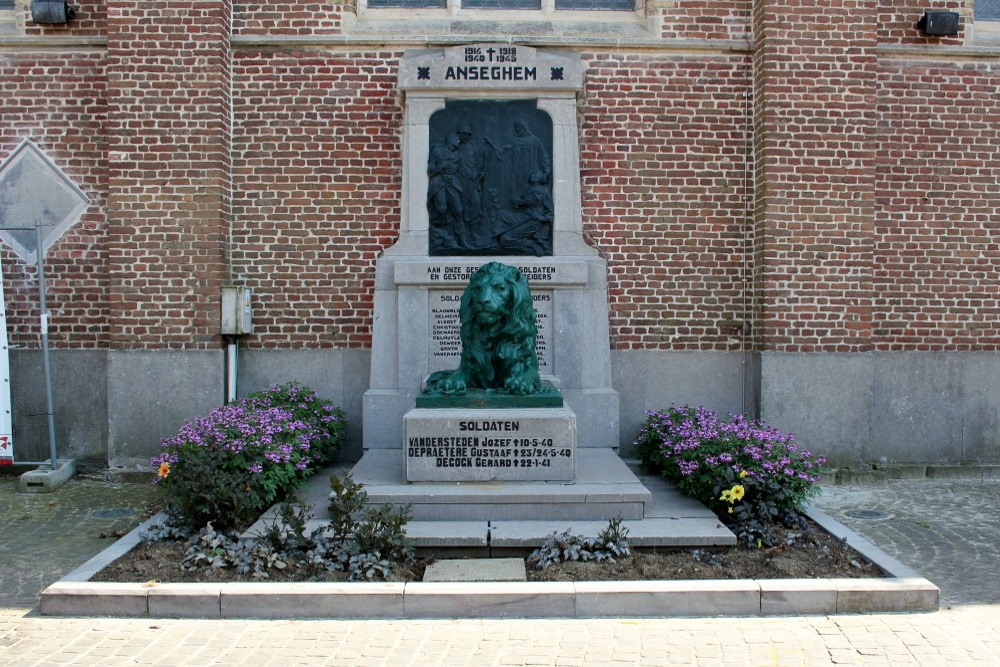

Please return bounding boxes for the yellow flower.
[730,485,745,501]
[739,470,748,479]
[728,507,733,514]
[719,489,733,503]
[157,462,170,479]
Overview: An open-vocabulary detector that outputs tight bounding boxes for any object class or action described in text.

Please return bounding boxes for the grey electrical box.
[221,287,253,335]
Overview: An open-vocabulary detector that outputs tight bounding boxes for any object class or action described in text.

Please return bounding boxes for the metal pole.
[35,226,58,469]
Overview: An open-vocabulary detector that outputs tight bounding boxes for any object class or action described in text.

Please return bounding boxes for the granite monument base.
[405,406,576,482]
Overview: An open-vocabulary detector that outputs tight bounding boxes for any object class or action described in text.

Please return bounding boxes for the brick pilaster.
[751,0,877,352]
[105,1,231,349]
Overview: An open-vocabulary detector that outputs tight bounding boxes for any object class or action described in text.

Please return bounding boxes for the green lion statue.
[425,262,542,396]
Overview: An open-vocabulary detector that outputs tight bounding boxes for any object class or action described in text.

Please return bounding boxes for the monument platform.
[274,450,736,548]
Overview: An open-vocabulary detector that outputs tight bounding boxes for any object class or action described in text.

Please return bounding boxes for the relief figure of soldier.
[428,101,553,257]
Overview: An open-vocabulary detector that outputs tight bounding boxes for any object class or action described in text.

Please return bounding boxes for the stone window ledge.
[344,18,656,39]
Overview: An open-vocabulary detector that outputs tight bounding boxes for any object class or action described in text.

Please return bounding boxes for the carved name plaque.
[399,44,585,92]
[405,407,576,482]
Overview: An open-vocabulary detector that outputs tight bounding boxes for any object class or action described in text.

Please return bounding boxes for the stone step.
[246,450,737,548]
[345,448,652,521]
[284,517,735,548]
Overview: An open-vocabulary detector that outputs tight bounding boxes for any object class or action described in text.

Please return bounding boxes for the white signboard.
[0,253,11,465]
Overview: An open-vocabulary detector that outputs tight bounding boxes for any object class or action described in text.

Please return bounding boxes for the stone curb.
[39,511,939,619]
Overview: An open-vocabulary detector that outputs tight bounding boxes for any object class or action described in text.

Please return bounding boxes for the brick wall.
[751,0,878,353]
[0,52,108,349]
[653,0,751,41]
[231,50,402,349]
[580,53,752,351]
[1,2,998,359]
[104,0,231,350]
[874,60,1000,350]
[233,1,348,35]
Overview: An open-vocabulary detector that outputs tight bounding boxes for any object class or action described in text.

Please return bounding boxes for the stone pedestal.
[405,407,576,482]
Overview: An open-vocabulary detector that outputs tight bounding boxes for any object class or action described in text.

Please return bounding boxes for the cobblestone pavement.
[1,470,998,665]
[1,606,998,666]
[812,479,1000,608]
[0,466,161,609]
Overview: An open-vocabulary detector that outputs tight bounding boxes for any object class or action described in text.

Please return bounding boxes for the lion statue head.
[424,262,541,396]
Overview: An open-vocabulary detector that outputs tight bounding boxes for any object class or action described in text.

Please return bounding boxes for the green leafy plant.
[322,473,413,571]
[527,516,631,571]
[150,383,346,531]
[142,475,415,582]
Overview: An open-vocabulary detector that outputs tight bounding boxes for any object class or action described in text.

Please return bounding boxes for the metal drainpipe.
[225,336,238,404]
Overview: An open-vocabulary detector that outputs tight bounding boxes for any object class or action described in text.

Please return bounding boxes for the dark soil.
[529,521,883,581]
[92,519,883,583]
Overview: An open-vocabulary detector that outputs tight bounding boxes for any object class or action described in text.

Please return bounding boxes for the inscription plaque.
[405,407,576,482]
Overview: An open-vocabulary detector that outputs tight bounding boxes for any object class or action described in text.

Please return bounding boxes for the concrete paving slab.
[39,581,149,617]
[402,501,647,521]
[220,582,406,619]
[836,578,940,613]
[147,583,222,618]
[574,580,761,617]
[627,461,728,518]
[873,463,928,479]
[387,519,490,547]
[925,464,985,480]
[299,518,491,548]
[402,581,576,618]
[423,558,526,582]
[759,579,839,616]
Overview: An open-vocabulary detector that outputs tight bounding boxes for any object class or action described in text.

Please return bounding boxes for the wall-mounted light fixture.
[30,1,75,24]
[916,11,960,36]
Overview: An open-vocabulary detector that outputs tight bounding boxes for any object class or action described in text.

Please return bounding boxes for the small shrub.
[323,473,413,570]
[634,405,825,546]
[527,516,631,570]
[142,476,415,582]
[150,383,346,530]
